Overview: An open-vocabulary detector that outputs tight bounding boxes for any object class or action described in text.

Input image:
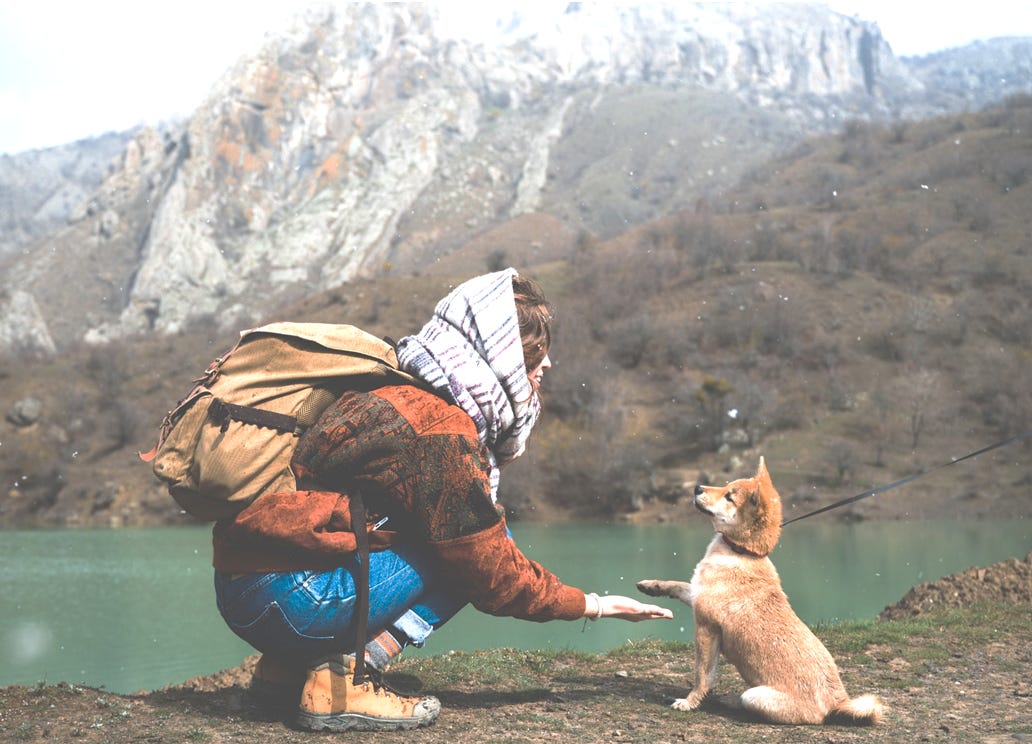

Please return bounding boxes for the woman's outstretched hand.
[585,593,674,621]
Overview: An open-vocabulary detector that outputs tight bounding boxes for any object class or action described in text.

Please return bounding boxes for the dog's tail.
[827,694,885,725]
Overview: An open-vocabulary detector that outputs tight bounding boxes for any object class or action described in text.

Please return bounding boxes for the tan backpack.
[140,321,418,521]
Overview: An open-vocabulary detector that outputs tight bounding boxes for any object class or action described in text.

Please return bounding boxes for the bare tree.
[824,438,857,486]
[85,345,141,456]
[894,368,942,451]
[694,375,734,451]
[869,386,894,466]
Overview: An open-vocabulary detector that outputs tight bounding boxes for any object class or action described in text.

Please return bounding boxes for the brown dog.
[637,457,884,725]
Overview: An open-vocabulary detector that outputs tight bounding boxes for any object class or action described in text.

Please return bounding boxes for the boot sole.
[296,708,438,732]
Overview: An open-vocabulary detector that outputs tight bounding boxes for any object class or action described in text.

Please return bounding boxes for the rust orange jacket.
[212,383,586,622]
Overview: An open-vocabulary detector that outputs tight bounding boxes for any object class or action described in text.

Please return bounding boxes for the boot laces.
[356,667,405,699]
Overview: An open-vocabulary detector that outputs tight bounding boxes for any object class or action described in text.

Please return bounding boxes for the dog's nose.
[694,484,705,496]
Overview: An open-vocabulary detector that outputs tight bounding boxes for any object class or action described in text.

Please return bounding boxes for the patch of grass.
[405,647,594,689]
[820,602,1028,652]
[604,637,690,659]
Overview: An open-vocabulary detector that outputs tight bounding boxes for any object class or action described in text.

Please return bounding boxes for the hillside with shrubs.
[2,96,1030,528]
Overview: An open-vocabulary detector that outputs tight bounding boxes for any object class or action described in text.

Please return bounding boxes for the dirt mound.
[878,551,1032,621]
[168,654,258,694]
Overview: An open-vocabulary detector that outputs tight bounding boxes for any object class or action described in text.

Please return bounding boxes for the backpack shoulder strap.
[350,490,371,684]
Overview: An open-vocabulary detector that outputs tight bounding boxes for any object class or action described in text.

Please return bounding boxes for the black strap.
[208,397,298,434]
[350,490,371,685]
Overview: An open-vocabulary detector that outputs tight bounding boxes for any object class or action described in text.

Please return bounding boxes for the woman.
[211,269,673,732]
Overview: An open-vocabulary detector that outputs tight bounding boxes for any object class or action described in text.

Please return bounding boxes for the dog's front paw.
[636,578,693,604]
[671,696,702,712]
[636,579,661,596]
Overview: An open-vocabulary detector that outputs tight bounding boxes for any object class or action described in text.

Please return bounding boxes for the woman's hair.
[512,273,554,372]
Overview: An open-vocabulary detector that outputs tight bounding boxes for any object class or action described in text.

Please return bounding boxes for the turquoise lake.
[1,520,1028,694]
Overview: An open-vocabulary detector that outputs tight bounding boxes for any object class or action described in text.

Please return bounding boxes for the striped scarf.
[396,269,540,499]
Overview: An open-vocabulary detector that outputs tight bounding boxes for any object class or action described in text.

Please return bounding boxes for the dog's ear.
[756,456,770,483]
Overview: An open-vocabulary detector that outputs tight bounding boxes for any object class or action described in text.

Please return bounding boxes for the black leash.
[781,428,1032,527]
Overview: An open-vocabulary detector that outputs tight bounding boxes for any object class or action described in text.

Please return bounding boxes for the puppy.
[637,457,884,725]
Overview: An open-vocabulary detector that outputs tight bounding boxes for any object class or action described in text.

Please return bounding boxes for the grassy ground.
[2,602,1028,743]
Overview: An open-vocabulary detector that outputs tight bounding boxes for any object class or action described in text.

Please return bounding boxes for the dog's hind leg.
[740,686,823,725]
[674,622,720,711]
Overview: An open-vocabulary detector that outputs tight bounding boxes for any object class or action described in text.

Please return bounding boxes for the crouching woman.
[211,269,673,732]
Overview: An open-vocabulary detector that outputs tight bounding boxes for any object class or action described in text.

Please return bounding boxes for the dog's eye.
[724,492,734,502]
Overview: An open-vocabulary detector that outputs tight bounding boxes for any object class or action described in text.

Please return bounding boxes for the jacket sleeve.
[430,520,586,622]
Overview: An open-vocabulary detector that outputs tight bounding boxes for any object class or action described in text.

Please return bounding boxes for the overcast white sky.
[1,1,1030,155]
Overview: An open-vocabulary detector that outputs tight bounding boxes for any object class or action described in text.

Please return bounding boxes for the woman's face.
[528,350,552,389]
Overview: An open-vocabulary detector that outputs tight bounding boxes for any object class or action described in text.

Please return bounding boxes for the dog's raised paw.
[636,579,660,596]
[636,579,692,603]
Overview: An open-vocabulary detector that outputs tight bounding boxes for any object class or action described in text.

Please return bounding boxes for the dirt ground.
[1,552,1029,743]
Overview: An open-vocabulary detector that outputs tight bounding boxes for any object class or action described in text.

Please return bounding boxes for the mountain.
[1,2,1030,354]
[1,3,1030,528]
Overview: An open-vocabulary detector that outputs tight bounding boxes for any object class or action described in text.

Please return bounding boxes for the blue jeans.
[214,543,466,664]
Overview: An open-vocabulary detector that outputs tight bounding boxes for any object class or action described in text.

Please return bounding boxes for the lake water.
[1,520,1028,694]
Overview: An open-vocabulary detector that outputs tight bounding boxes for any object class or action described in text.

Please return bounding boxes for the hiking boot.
[249,654,305,711]
[296,654,440,732]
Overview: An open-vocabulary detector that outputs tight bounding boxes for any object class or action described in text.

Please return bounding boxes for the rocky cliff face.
[0,132,131,259]
[903,37,1032,114]
[0,2,1028,353]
